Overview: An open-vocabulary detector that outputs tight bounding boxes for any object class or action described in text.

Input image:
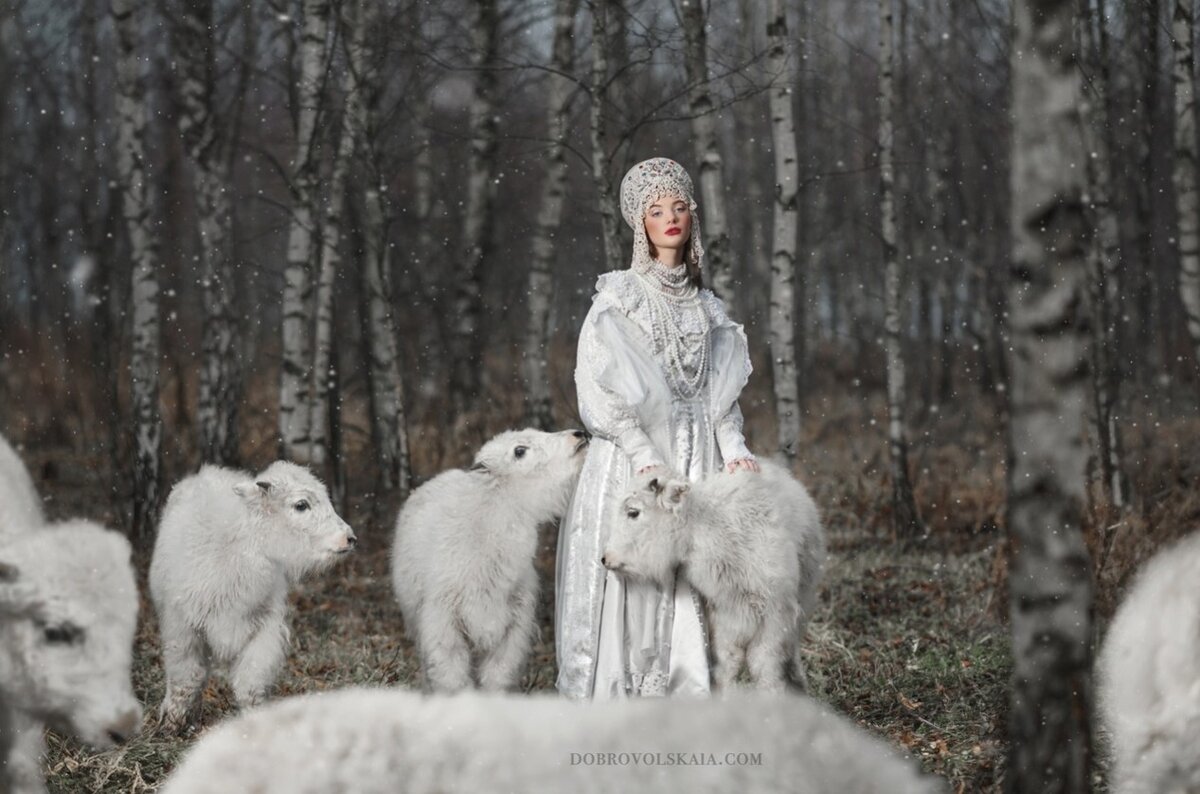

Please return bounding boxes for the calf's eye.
[514,446,527,459]
[43,622,85,645]
[626,509,640,519]
[294,500,310,513]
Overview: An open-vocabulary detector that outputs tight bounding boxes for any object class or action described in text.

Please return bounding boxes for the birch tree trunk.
[1172,0,1200,389]
[1008,1,1095,789]
[589,0,624,275]
[307,64,354,469]
[766,0,801,462]
[280,0,330,462]
[79,0,121,462]
[175,0,241,465]
[412,91,444,399]
[1080,0,1130,506]
[113,0,163,543]
[449,0,500,419]
[1132,0,1160,384]
[523,0,579,430]
[878,0,922,537]
[348,0,411,497]
[736,0,769,327]
[681,0,732,302]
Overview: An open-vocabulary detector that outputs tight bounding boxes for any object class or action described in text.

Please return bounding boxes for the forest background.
[1,0,1198,791]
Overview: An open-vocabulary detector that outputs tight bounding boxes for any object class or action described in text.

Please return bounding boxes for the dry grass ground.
[4,343,1195,793]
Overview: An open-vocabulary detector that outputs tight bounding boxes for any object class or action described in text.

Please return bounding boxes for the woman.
[555,158,758,700]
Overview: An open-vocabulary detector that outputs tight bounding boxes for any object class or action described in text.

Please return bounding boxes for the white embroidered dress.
[554,262,753,699]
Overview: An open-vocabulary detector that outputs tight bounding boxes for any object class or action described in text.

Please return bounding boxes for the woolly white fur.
[1097,530,1200,793]
[0,434,44,545]
[392,429,587,691]
[0,521,141,794]
[159,686,943,794]
[149,461,355,730]
[603,459,825,691]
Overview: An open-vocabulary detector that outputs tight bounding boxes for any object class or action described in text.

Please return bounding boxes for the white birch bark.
[280,0,331,462]
[176,0,241,466]
[112,0,163,543]
[307,72,353,468]
[878,0,922,537]
[681,0,732,301]
[1008,0,1095,788]
[449,0,500,418]
[1080,0,1129,506]
[523,0,579,430]
[343,0,411,497]
[766,0,801,461]
[1172,0,1200,395]
[589,0,624,275]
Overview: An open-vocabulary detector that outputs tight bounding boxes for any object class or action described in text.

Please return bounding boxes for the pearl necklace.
[632,263,711,399]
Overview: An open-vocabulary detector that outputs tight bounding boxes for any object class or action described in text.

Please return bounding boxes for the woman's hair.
[647,234,704,289]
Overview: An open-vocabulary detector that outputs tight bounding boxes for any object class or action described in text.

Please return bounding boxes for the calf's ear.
[664,481,689,507]
[0,561,43,620]
[234,479,273,500]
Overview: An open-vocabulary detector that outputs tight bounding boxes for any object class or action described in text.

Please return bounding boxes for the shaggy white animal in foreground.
[150,461,356,731]
[392,428,588,691]
[0,522,142,794]
[0,434,44,543]
[1098,530,1200,794]
[160,687,943,794]
[602,460,825,691]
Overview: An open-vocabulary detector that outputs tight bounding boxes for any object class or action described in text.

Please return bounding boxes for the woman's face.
[643,194,692,262]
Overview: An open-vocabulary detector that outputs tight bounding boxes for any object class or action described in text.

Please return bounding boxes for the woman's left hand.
[726,458,760,474]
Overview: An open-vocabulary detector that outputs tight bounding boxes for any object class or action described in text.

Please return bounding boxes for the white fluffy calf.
[1098,530,1200,793]
[0,434,44,544]
[0,521,141,794]
[160,687,943,794]
[602,460,825,691]
[392,428,588,692]
[149,461,356,731]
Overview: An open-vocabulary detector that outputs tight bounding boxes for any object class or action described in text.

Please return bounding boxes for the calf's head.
[234,461,357,573]
[470,428,589,521]
[601,474,691,585]
[0,522,142,747]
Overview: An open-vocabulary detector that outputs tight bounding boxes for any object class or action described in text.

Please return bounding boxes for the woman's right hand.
[636,464,667,477]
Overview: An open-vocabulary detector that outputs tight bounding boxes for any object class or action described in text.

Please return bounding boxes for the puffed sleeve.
[715,401,754,466]
[575,299,669,472]
[704,289,755,466]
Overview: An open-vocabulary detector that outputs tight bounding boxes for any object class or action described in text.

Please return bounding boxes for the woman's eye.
[627,509,640,519]
[514,446,527,459]
[294,500,310,513]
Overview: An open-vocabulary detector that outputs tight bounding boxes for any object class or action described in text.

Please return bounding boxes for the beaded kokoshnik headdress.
[619,157,705,285]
